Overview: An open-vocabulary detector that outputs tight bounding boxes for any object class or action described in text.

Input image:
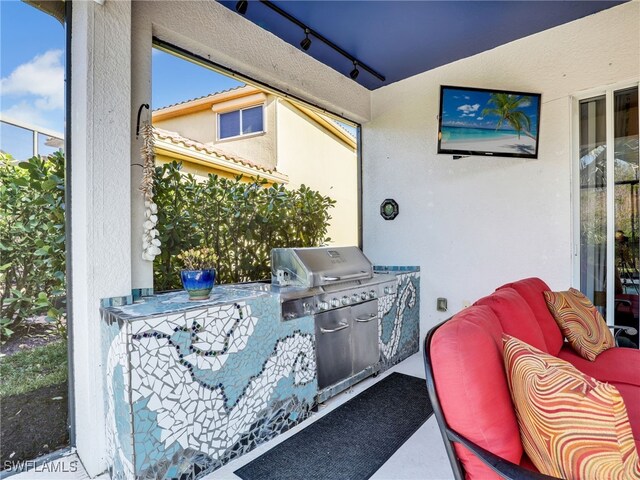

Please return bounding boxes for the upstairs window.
[218,105,264,139]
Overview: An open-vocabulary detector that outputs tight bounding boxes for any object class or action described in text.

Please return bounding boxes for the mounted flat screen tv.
[438,85,541,159]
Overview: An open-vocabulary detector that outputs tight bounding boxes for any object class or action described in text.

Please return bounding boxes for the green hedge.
[0,153,66,339]
[0,155,335,338]
[153,161,336,290]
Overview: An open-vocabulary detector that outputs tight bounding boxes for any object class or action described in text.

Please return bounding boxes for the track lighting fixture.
[349,61,359,80]
[235,0,248,15]
[300,28,312,51]
[233,1,384,82]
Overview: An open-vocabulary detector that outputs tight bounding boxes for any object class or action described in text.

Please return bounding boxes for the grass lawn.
[0,340,68,397]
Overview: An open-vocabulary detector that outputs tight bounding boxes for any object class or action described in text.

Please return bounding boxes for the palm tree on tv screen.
[482,93,534,140]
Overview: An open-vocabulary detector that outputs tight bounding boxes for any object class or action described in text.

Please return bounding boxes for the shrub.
[153,161,335,290]
[0,152,66,340]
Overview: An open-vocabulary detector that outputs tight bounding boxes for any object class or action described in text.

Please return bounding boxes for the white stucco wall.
[363,2,639,341]
[276,101,358,246]
[134,1,370,124]
[71,1,132,475]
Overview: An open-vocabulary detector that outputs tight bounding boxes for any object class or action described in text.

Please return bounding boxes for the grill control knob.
[361,292,368,301]
[341,295,349,305]
[351,293,360,303]
[384,286,394,295]
[369,290,376,299]
[330,298,340,308]
[318,301,329,311]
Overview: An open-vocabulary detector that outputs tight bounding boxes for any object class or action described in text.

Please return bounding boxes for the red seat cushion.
[498,278,564,355]
[557,345,640,387]
[475,288,548,353]
[431,305,523,479]
[558,345,640,442]
[613,382,640,443]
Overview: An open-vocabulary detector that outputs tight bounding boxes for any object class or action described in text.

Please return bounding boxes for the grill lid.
[271,246,373,288]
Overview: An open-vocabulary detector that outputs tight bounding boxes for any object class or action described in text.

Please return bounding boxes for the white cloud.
[2,101,51,128]
[457,103,480,114]
[476,117,484,121]
[461,113,476,117]
[1,50,64,111]
[464,96,470,100]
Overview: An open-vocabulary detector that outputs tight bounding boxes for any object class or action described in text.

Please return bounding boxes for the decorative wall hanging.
[380,199,399,220]
[139,117,161,262]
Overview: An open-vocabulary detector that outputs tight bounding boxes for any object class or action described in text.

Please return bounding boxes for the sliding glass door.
[577,85,639,346]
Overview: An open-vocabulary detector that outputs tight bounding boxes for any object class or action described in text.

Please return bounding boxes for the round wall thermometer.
[380,199,399,220]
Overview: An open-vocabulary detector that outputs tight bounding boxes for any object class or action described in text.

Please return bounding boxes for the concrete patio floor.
[8,353,453,480]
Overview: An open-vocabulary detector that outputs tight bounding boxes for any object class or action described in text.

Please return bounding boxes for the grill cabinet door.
[315,307,352,390]
[351,300,380,374]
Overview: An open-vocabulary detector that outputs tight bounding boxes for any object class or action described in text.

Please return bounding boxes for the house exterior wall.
[154,110,216,145]
[155,152,240,180]
[362,2,639,343]
[276,101,358,246]
[154,95,279,171]
[211,95,278,171]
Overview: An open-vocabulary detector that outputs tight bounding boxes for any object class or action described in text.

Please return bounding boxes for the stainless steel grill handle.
[321,271,370,282]
[320,322,349,334]
[355,313,377,322]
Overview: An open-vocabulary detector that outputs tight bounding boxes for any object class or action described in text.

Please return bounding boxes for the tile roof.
[152,85,248,112]
[153,127,277,175]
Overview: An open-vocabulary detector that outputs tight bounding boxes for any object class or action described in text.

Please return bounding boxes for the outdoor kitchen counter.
[100,266,419,480]
[101,284,273,320]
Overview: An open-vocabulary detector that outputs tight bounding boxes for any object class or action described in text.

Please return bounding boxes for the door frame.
[571,79,640,325]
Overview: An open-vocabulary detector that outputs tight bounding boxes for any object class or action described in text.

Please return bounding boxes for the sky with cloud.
[1,1,65,135]
[0,2,356,159]
[440,87,539,133]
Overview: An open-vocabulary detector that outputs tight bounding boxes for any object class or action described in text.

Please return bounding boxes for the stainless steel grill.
[271,247,397,390]
[271,246,396,318]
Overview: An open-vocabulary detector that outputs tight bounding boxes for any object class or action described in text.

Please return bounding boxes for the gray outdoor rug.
[234,372,433,480]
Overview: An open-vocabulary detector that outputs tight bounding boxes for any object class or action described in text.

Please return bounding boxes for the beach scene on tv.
[439,87,540,156]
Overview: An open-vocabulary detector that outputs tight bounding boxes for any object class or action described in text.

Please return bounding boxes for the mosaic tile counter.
[101,267,420,480]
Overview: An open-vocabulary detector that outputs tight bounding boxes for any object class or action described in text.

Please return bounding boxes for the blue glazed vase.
[180,269,215,300]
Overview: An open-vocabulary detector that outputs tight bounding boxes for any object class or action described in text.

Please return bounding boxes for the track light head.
[235,0,248,15]
[300,28,312,51]
[349,61,359,80]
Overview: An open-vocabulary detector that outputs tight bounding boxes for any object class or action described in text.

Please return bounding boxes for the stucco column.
[70,0,132,475]
[130,1,154,289]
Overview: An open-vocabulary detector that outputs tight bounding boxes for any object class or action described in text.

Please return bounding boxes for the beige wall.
[212,95,278,170]
[277,100,358,246]
[156,153,240,180]
[154,96,278,170]
[154,109,215,144]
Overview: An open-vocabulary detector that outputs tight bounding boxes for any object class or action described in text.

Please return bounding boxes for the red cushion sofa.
[424,277,640,480]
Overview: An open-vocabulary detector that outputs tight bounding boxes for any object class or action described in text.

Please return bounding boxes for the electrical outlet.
[462,300,472,308]
[436,297,448,312]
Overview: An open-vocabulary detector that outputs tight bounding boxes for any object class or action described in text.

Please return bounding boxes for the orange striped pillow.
[544,288,614,361]
[503,335,640,480]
